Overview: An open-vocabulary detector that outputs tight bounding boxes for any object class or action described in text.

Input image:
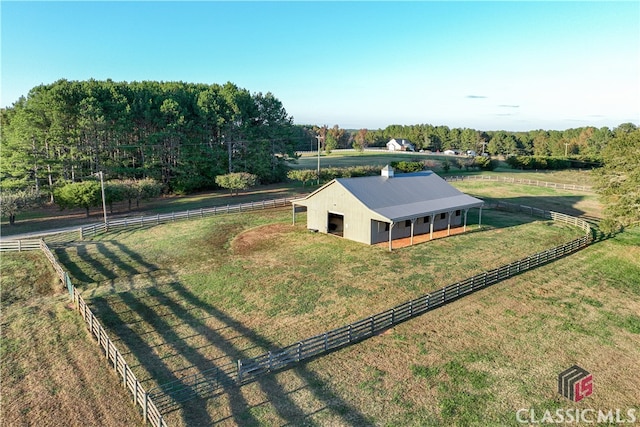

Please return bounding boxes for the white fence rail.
[3,239,167,427]
[445,174,593,192]
[79,197,297,238]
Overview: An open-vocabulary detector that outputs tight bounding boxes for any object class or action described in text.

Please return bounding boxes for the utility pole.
[227,137,233,173]
[96,171,108,228]
[315,134,323,185]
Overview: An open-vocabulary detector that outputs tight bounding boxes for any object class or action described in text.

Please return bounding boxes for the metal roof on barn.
[295,170,484,223]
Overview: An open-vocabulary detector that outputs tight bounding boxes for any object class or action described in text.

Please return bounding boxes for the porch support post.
[447,211,452,236]
[410,219,415,246]
[430,215,434,240]
[388,222,395,252]
[478,206,483,229]
[292,204,296,225]
[463,209,469,232]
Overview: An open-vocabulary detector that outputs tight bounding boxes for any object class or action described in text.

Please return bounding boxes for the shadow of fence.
[0,239,167,427]
[0,197,595,424]
[147,202,592,411]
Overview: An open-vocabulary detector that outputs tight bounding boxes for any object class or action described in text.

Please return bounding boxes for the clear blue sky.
[2,1,639,131]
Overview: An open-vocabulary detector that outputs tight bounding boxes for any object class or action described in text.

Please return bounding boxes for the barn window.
[440,213,446,220]
[377,222,389,233]
[423,216,430,223]
[455,210,461,216]
[405,220,411,227]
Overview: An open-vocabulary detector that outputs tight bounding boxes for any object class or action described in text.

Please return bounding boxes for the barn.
[292,166,484,250]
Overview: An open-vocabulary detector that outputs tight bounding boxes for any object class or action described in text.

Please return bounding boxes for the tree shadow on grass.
[55,239,162,291]
[81,241,372,426]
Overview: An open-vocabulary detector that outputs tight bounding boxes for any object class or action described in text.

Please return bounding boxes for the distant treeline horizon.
[1,79,637,195]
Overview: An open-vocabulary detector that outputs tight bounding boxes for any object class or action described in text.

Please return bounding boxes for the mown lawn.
[45,180,636,427]
[0,252,145,427]
[6,176,637,427]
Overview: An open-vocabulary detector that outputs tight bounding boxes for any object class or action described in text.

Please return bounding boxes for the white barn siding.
[292,170,483,248]
[299,182,379,244]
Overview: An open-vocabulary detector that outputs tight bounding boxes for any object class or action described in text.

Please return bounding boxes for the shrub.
[390,161,425,173]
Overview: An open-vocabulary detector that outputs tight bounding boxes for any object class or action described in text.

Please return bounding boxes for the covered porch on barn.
[375,223,469,249]
[375,206,484,251]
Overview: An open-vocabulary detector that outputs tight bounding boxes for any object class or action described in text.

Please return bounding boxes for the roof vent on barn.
[381,165,395,178]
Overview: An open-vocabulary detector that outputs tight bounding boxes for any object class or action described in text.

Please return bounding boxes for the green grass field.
[3,171,638,427]
[0,151,594,239]
[0,252,145,426]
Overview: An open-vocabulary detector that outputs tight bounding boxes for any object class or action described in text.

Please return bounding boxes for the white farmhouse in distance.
[386,138,415,152]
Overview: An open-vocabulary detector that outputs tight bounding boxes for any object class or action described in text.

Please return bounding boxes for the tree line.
[1,79,638,231]
[293,122,637,161]
[0,79,300,196]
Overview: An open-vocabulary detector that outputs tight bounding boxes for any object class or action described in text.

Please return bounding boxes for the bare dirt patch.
[230,223,297,256]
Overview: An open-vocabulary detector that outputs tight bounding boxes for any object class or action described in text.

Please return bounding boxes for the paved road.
[0,223,99,241]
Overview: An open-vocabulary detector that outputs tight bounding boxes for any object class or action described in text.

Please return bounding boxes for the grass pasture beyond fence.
[42,187,614,426]
[3,177,639,427]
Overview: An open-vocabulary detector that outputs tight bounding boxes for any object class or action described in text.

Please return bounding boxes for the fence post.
[237,360,243,383]
[143,391,148,424]
[123,363,127,388]
[65,272,73,300]
[89,308,94,336]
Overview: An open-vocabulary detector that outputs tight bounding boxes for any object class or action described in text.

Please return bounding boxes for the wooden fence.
[148,205,593,411]
[444,174,593,192]
[2,191,594,419]
[2,239,167,427]
[79,197,297,238]
[0,239,42,251]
